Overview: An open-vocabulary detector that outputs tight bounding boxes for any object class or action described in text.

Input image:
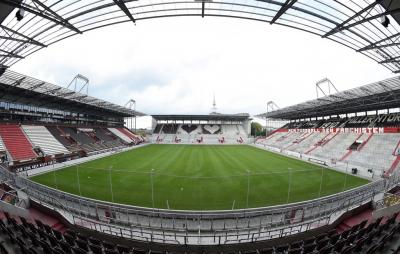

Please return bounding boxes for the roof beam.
[0,54,23,59]
[379,82,391,91]
[0,49,24,59]
[61,91,76,97]
[84,98,98,103]
[28,82,45,90]
[0,25,46,47]
[0,0,82,34]
[379,55,400,63]
[30,0,82,34]
[71,95,87,100]
[323,0,383,38]
[360,87,373,95]
[358,41,400,52]
[330,95,346,100]
[112,0,136,23]
[45,87,62,94]
[12,77,25,87]
[0,35,41,46]
[332,8,400,37]
[201,1,205,18]
[358,32,400,52]
[270,0,297,24]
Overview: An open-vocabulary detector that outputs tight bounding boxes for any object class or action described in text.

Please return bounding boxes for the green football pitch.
[30,144,369,210]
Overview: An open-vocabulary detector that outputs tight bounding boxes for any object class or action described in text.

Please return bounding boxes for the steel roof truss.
[112,0,136,24]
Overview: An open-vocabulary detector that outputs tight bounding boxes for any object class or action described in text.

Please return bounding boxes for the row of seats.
[154,124,246,135]
[117,128,143,144]
[257,131,400,172]
[22,125,70,156]
[1,209,400,253]
[108,128,135,144]
[0,124,37,161]
[0,212,149,254]
[0,124,142,162]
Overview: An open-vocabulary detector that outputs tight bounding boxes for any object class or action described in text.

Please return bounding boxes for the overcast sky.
[12,17,395,128]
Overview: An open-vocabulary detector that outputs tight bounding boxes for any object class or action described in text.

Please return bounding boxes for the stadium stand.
[0,124,37,161]
[117,128,142,144]
[346,133,400,171]
[256,76,400,178]
[62,127,92,145]
[22,125,69,156]
[108,128,134,144]
[309,132,359,161]
[3,1,400,251]
[95,128,126,148]
[1,201,400,253]
[95,128,117,142]
[46,126,81,152]
[151,115,250,144]
[203,124,221,134]
[289,132,327,154]
[182,124,199,134]
[257,129,400,174]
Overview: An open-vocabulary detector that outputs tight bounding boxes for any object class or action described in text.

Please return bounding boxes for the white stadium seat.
[22,125,69,156]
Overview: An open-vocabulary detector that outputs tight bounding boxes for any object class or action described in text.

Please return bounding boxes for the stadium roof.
[0,69,145,117]
[257,76,400,120]
[1,1,400,73]
[152,114,250,121]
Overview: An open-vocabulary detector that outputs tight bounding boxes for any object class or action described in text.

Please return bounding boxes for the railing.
[0,166,398,245]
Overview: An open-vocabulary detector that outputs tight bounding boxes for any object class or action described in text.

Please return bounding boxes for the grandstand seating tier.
[0,124,37,161]
[22,125,69,156]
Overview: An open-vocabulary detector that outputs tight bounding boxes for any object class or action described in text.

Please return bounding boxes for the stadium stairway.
[153,124,163,134]
[117,128,141,144]
[357,133,374,151]
[388,138,400,175]
[310,132,358,161]
[46,126,80,151]
[261,132,288,146]
[319,132,339,146]
[339,133,364,162]
[0,124,37,161]
[69,128,94,145]
[387,156,400,176]
[289,132,326,154]
[346,133,400,171]
[304,132,332,155]
[108,128,132,144]
[264,129,283,140]
[340,150,353,162]
[285,132,313,150]
[293,132,313,144]
[273,132,303,149]
[95,128,117,142]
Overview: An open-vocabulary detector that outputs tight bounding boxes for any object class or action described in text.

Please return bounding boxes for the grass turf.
[30,144,369,210]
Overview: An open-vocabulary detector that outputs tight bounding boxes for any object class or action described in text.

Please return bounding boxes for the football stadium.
[3,0,400,254]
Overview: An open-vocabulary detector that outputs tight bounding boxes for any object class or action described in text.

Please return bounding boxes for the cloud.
[12,17,394,128]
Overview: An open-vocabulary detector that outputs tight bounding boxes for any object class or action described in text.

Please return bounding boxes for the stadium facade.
[1,0,400,253]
